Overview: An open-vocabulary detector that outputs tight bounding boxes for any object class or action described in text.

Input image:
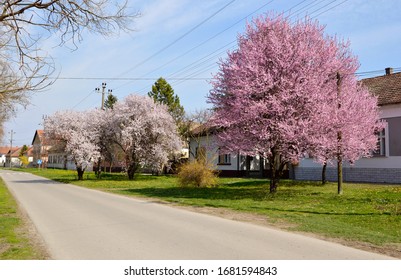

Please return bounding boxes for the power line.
[165,1,349,85]
[140,0,277,79]
[310,0,348,19]
[116,0,237,78]
[287,0,323,18]
[356,67,401,77]
[53,77,210,81]
[129,0,323,95]
[59,1,346,87]
[71,0,357,108]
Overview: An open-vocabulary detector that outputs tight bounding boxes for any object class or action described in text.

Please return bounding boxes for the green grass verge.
[17,168,401,249]
[0,177,46,259]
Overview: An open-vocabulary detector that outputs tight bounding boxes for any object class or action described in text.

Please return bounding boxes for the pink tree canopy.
[309,76,383,165]
[208,14,382,192]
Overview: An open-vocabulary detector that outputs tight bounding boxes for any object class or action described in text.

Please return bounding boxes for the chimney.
[385,67,393,75]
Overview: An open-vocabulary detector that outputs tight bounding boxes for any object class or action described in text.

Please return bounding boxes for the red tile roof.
[0,147,10,155]
[10,147,21,157]
[362,71,401,106]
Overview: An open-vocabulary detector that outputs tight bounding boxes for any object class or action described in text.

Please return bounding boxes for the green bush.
[177,161,218,188]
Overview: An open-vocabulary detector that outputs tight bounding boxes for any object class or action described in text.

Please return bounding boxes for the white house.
[291,68,401,183]
[188,126,285,178]
[0,147,9,166]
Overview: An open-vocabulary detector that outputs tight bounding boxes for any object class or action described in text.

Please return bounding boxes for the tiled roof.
[362,72,401,106]
[10,147,22,157]
[0,147,10,155]
[3,146,34,157]
[7,147,20,157]
[32,129,47,145]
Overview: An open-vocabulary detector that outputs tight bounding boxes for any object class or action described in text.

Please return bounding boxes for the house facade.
[188,128,288,178]
[0,147,8,166]
[31,130,50,167]
[5,147,21,167]
[291,68,401,183]
[189,134,263,177]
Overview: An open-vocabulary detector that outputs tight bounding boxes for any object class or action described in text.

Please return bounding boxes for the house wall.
[32,133,49,165]
[291,157,401,183]
[47,153,93,171]
[189,134,239,170]
[189,135,270,177]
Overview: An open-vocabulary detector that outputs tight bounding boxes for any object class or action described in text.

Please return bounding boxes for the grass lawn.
[0,177,47,259]
[16,168,401,257]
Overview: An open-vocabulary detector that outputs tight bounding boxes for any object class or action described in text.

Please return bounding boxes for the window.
[218,153,231,165]
[373,128,386,156]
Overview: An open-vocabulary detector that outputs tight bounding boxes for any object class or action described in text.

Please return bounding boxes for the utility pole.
[40,115,48,169]
[336,72,343,195]
[95,82,107,110]
[8,130,15,168]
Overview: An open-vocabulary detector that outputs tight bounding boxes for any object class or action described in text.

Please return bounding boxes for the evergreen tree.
[104,92,118,109]
[19,145,28,157]
[148,77,185,125]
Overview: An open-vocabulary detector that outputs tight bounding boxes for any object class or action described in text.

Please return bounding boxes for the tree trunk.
[322,162,327,185]
[269,164,278,193]
[337,72,343,195]
[96,157,102,179]
[268,149,287,193]
[77,167,85,180]
[337,155,343,195]
[269,151,278,193]
[127,167,135,180]
[126,157,138,180]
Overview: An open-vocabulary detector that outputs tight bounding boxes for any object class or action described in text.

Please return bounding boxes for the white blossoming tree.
[45,110,101,180]
[103,94,181,179]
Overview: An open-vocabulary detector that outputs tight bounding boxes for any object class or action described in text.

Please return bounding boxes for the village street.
[0,170,392,260]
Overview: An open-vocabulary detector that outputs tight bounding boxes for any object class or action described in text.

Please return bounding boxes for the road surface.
[0,170,393,260]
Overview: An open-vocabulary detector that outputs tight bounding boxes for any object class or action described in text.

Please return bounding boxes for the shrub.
[18,156,29,167]
[177,161,218,187]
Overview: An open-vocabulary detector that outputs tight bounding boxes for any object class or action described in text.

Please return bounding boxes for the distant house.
[0,147,10,166]
[291,68,401,183]
[31,130,50,167]
[0,146,33,167]
[5,147,21,167]
[31,129,93,171]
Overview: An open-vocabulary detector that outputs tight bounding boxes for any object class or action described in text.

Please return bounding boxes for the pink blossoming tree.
[208,14,382,193]
[308,73,383,192]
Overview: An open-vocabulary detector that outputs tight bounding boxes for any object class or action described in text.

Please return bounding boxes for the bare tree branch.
[0,0,139,139]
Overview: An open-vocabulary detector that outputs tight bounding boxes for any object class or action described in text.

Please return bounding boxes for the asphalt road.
[0,170,393,260]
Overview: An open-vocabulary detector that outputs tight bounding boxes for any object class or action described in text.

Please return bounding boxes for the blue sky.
[3,0,401,146]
